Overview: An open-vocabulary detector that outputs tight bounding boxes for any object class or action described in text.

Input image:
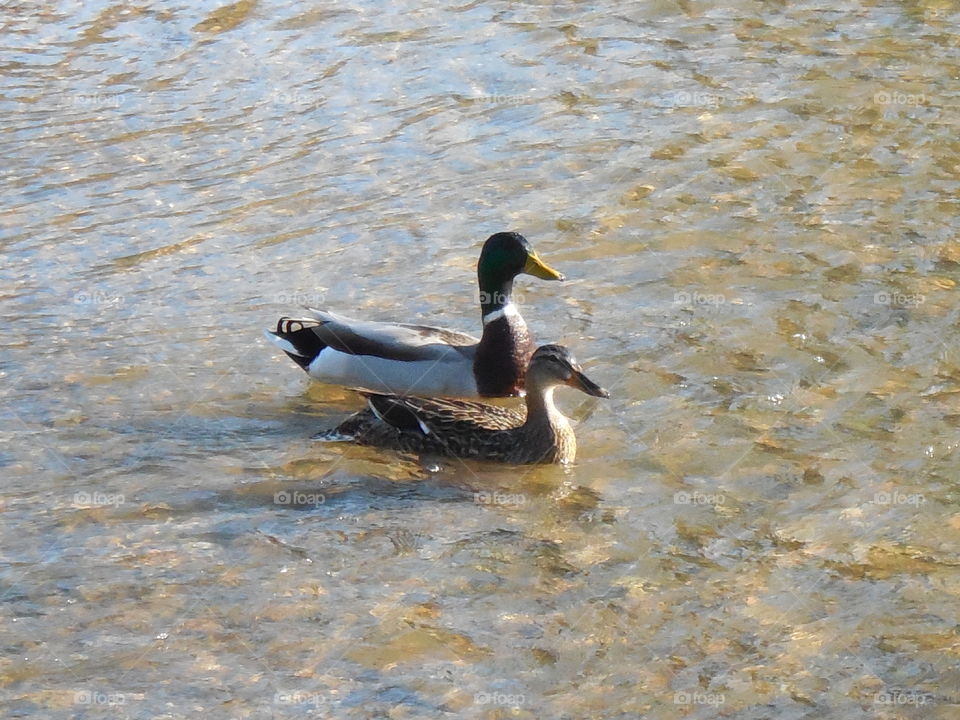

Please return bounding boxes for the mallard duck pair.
[264,232,607,464]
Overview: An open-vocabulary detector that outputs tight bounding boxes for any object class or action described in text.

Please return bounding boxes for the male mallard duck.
[263,232,564,398]
[315,345,609,464]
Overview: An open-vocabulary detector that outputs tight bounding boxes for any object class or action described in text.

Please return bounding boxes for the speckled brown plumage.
[317,345,608,464]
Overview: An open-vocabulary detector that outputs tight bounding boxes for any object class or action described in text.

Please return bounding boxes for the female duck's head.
[526,344,609,398]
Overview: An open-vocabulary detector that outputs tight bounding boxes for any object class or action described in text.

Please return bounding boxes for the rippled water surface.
[3,0,960,717]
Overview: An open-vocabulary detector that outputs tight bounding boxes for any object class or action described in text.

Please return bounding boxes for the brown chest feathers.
[473,314,534,397]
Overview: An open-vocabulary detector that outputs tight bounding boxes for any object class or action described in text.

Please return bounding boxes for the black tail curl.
[270,317,328,370]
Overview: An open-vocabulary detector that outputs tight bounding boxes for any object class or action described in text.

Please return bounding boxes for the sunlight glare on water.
[2,0,959,717]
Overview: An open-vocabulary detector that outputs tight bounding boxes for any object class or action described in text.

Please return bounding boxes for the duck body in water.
[316,345,608,464]
[264,232,564,398]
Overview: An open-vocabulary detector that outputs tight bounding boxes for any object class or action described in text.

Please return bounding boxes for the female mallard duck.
[264,232,564,398]
[315,345,608,464]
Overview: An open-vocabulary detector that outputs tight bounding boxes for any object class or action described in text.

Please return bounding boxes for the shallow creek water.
[2,0,959,718]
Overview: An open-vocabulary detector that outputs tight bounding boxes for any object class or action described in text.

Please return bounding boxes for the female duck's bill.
[263,232,565,398]
[314,344,609,465]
